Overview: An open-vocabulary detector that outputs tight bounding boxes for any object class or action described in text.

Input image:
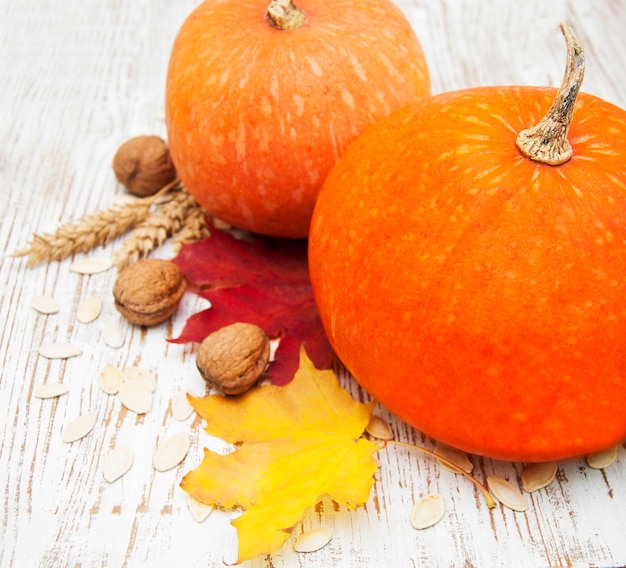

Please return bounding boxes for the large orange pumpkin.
[165,0,430,238]
[309,24,626,462]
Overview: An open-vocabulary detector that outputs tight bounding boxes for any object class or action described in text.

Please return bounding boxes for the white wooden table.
[2,1,626,566]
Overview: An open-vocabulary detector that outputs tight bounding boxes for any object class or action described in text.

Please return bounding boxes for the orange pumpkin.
[165,0,429,238]
[309,24,626,462]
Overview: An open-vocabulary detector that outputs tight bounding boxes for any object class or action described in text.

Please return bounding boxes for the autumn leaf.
[171,230,332,385]
[181,347,381,564]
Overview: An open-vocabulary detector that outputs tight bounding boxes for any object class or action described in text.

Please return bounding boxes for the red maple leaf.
[170,230,333,385]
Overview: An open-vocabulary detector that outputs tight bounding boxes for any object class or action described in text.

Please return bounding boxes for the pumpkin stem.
[266,0,306,30]
[515,22,585,165]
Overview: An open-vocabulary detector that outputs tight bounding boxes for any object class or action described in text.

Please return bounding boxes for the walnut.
[112,135,177,197]
[113,258,186,326]
[196,322,271,395]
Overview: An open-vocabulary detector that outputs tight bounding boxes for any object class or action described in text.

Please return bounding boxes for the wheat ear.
[113,186,198,269]
[171,204,211,252]
[9,180,179,267]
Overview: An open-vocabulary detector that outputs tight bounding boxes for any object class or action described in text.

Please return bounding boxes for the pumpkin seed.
[34,382,69,399]
[587,445,618,469]
[111,194,140,206]
[69,256,114,275]
[118,381,153,414]
[434,444,473,474]
[153,432,191,472]
[269,337,281,362]
[62,410,97,443]
[103,322,124,348]
[99,364,124,395]
[103,446,134,482]
[294,528,332,553]
[188,495,214,522]
[172,390,194,421]
[410,493,446,530]
[77,293,102,323]
[31,295,59,315]
[522,461,557,492]
[38,342,82,359]
[365,415,394,440]
[123,366,156,391]
[487,475,528,512]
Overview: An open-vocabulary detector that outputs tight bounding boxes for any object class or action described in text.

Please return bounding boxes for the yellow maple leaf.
[181,346,380,563]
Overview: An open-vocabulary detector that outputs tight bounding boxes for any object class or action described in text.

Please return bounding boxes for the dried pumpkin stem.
[384,439,497,509]
[516,21,585,165]
[266,0,306,30]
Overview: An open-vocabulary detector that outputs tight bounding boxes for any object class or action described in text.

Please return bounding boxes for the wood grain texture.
[2,1,626,567]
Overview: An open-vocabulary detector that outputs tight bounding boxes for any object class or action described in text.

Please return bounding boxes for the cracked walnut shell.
[196,322,270,395]
[113,258,186,326]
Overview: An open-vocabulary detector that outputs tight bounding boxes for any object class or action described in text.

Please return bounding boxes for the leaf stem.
[384,439,497,509]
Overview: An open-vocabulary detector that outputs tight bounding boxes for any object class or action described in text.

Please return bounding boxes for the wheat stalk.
[113,187,198,269]
[9,179,214,270]
[9,180,179,267]
[172,204,211,252]
[10,201,150,267]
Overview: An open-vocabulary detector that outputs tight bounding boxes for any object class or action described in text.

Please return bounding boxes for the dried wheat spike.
[172,204,211,252]
[9,201,152,267]
[9,179,179,267]
[113,188,197,269]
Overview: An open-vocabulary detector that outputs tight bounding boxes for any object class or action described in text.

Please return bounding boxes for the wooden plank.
[2,0,626,566]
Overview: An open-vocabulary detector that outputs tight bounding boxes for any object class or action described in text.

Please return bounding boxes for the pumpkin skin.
[309,86,626,462]
[165,0,429,238]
